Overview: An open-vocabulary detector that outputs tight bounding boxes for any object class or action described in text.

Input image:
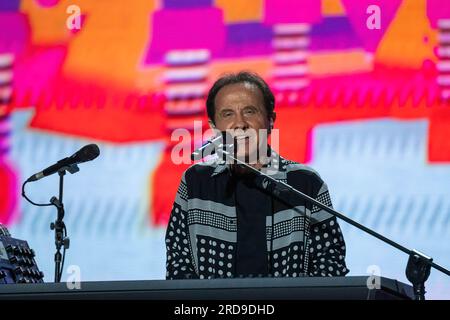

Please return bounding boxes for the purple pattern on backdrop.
[0,0,21,11]
[221,22,273,58]
[144,16,371,63]
[341,0,401,52]
[264,0,321,25]
[144,8,225,64]
[163,0,213,9]
[309,17,363,51]
[0,13,29,54]
[0,129,11,156]
[427,0,450,28]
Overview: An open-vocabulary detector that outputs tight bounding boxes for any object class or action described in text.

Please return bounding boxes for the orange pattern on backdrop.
[61,0,157,87]
[321,0,345,16]
[375,0,437,68]
[20,0,72,44]
[215,0,263,23]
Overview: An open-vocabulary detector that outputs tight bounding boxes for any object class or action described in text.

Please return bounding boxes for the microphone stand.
[49,164,78,283]
[215,146,450,300]
[22,144,99,283]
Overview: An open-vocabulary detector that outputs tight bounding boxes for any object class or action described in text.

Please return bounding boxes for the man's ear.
[269,112,276,132]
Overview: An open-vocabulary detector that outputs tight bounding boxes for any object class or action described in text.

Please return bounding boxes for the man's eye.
[244,109,256,115]
[222,111,233,117]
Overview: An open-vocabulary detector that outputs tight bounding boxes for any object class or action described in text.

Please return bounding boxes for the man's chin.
[233,151,259,165]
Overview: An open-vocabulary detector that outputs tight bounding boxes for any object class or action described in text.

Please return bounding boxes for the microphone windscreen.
[73,144,100,163]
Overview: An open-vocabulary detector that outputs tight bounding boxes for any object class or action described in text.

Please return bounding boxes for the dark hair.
[206,71,275,123]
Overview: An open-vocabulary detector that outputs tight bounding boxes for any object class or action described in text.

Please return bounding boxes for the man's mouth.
[235,135,249,141]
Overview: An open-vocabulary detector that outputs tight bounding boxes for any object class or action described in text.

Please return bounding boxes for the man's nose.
[233,112,248,130]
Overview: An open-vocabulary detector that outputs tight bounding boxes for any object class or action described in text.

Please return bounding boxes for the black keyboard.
[0,234,44,284]
[0,276,413,300]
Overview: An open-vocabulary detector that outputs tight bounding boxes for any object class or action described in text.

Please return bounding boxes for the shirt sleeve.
[307,181,349,277]
[165,172,198,279]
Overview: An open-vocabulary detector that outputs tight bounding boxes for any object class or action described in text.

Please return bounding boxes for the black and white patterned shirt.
[165,151,349,279]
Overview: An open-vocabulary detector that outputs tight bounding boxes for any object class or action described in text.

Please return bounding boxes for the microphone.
[191,131,233,161]
[26,144,100,182]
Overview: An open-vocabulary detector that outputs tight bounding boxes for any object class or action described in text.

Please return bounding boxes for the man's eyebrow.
[218,107,234,112]
[217,105,259,112]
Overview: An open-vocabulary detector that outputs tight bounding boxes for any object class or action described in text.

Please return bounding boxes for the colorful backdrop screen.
[0,0,449,298]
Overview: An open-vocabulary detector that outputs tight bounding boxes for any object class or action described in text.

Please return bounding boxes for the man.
[165,72,349,279]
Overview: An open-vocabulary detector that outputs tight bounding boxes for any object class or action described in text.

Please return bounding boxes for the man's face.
[213,82,271,163]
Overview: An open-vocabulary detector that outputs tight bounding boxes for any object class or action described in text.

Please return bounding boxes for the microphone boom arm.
[216,147,450,300]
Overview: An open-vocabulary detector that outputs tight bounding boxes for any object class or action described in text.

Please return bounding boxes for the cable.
[59,224,67,282]
[23,180,68,282]
[302,214,311,276]
[21,181,53,207]
[270,205,274,277]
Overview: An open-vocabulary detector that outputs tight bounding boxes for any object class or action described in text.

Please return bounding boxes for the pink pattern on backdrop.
[34,0,60,8]
[263,0,321,25]
[0,13,30,54]
[13,46,67,107]
[147,8,225,59]
[341,0,402,52]
[427,0,450,28]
